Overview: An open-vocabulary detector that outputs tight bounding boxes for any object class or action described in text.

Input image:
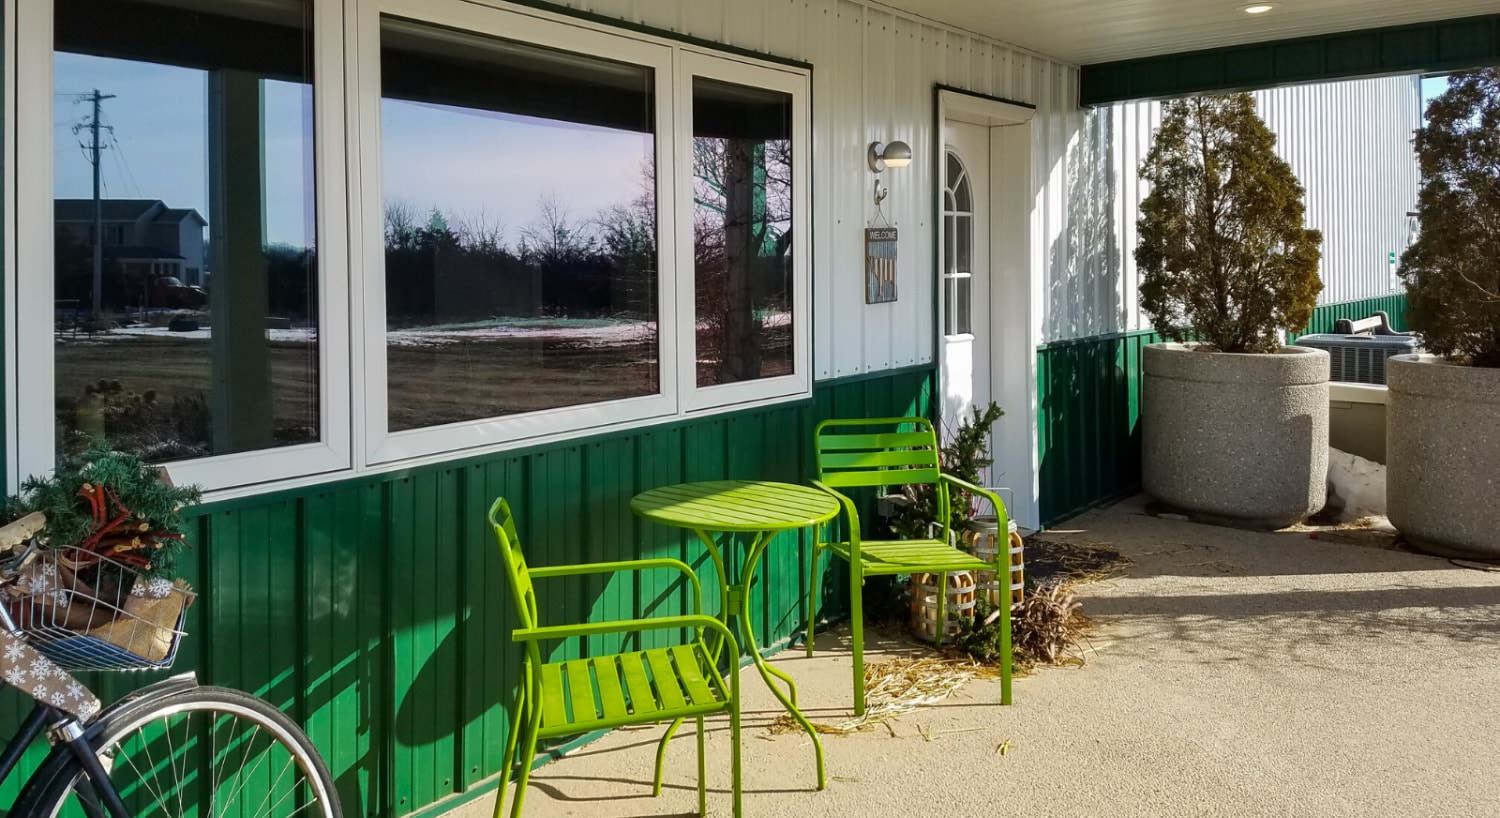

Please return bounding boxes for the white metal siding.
[1258,76,1421,306]
[1058,74,1422,343]
[545,0,1081,380]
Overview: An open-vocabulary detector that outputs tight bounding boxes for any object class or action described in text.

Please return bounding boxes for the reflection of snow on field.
[387,317,658,349]
[63,311,790,350]
[86,326,318,344]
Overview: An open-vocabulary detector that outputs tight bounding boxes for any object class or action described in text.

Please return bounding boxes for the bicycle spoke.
[265,783,323,818]
[118,731,173,813]
[163,709,186,818]
[214,723,271,818]
[247,748,300,818]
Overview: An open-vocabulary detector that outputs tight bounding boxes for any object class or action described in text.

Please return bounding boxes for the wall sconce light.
[868,140,912,206]
[867,140,913,172]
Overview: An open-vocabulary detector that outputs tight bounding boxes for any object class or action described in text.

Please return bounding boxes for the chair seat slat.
[670,644,717,705]
[618,652,659,717]
[591,656,630,720]
[539,664,567,729]
[564,659,598,724]
[646,648,689,710]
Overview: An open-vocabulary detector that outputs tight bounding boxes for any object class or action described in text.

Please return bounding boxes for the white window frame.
[5,0,812,497]
[8,0,353,492]
[674,50,811,414]
[353,0,681,466]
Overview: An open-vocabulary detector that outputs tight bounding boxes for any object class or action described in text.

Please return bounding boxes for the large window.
[378,18,660,433]
[15,0,350,490]
[51,0,318,463]
[14,0,808,491]
[691,78,794,388]
[677,53,810,412]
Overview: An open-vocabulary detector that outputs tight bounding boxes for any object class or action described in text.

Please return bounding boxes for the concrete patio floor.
[450,495,1500,817]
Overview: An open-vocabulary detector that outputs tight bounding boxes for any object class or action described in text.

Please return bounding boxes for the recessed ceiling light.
[1243,3,1278,13]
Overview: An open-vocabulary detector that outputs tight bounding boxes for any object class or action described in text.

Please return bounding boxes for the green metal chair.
[807,417,1013,715]
[487,497,742,817]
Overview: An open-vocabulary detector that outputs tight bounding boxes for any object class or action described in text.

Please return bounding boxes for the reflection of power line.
[108,131,144,197]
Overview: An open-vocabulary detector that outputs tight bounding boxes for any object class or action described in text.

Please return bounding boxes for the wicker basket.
[908,570,976,643]
[961,516,1025,608]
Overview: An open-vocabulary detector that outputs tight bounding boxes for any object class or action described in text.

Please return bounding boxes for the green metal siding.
[1036,295,1409,526]
[1036,329,1162,526]
[1081,14,1500,105]
[0,368,932,818]
[1290,293,1409,340]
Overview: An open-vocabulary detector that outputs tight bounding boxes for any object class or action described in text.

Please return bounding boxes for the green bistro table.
[631,480,840,790]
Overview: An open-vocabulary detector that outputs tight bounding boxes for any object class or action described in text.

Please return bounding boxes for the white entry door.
[940,122,991,450]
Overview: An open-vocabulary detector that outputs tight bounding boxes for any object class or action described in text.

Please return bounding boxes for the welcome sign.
[865,227,898,304]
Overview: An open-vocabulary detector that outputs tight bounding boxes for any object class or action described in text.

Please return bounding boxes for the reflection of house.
[54,198,207,285]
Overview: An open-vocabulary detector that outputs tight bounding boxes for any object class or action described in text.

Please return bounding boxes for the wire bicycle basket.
[3,545,193,672]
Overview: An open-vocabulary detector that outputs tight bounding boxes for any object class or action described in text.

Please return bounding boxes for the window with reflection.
[379,18,660,431]
[692,78,794,387]
[52,0,319,463]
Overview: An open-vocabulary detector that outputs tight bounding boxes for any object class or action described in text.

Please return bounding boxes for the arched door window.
[943,150,974,336]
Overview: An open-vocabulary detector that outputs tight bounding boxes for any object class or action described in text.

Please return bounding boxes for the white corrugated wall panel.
[548,0,1081,379]
[1063,74,1422,344]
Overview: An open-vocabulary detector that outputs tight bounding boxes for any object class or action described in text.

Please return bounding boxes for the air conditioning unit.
[1294,332,1419,385]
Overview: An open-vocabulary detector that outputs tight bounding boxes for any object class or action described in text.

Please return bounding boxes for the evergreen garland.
[3,445,200,580]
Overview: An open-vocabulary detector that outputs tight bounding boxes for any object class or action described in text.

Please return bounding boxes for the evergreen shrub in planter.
[1388,69,1500,558]
[1135,93,1328,527]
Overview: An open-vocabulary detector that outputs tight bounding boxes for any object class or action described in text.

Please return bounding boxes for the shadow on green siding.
[0,368,932,818]
[1036,295,1408,527]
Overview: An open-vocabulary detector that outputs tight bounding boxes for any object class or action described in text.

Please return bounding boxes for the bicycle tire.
[14,684,342,818]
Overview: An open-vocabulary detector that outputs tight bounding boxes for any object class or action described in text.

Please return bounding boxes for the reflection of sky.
[54,51,653,249]
[381,99,652,239]
[54,52,315,248]
[1420,75,1448,115]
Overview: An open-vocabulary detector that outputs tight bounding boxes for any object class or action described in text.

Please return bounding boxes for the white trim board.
[936,87,1041,531]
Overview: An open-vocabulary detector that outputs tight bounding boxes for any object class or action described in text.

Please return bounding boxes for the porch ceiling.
[884,0,1500,64]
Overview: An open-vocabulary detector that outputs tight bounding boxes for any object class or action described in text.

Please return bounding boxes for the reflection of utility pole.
[80,89,116,320]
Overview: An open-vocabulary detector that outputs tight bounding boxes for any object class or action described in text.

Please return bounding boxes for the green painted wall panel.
[1081,14,1500,105]
[0,368,931,818]
[1037,295,1409,526]
[1036,329,1162,526]
[1289,293,1409,340]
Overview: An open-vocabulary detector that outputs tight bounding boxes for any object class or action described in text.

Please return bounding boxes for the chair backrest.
[814,416,943,489]
[487,497,539,631]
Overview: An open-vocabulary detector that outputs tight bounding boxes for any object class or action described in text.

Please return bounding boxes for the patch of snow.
[1325,447,1387,523]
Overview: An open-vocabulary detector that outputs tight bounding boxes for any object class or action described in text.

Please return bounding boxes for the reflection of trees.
[693,137,792,383]
[383,179,658,325]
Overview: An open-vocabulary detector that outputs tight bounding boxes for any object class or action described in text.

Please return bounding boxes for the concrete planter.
[1143,343,1329,527]
[1386,354,1500,558]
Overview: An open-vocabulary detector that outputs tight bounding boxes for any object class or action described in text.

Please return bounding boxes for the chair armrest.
[939,473,1011,532]
[530,558,703,614]
[810,479,861,548]
[513,615,739,657]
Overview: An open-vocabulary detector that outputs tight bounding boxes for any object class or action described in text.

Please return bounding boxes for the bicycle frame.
[0,602,130,818]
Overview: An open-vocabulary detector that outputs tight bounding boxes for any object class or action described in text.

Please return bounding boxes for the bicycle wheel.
[15,685,342,818]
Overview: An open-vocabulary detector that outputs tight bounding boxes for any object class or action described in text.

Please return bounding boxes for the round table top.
[630,480,840,533]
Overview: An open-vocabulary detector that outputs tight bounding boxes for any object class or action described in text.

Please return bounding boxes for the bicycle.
[0,512,342,818]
